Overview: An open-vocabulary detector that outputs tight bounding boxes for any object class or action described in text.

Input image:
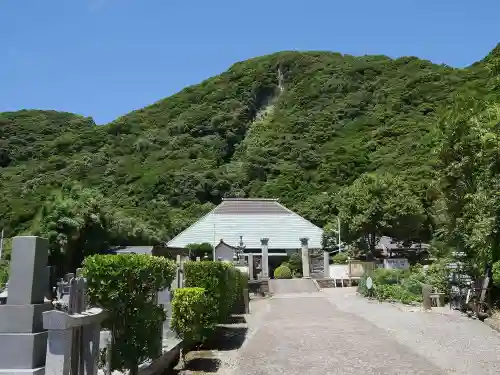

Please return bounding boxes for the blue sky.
[1,0,499,124]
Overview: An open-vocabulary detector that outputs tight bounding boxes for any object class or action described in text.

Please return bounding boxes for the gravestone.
[0,236,52,375]
[43,275,106,375]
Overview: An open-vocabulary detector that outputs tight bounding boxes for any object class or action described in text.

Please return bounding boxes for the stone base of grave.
[0,332,48,369]
[0,303,53,333]
[0,368,45,375]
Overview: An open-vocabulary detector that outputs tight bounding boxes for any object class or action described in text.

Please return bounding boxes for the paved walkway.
[216,287,500,375]
[268,278,318,294]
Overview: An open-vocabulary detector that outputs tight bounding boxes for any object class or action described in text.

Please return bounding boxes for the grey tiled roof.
[112,246,154,255]
[376,236,429,251]
[213,198,290,215]
[167,198,323,250]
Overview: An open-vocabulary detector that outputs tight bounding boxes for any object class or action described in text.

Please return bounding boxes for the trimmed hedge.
[233,270,249,313]
[171,261,246,346]
[171,288,215,346]
[274,265,292,279]
[83,254,176,373]
[183,261,243,323]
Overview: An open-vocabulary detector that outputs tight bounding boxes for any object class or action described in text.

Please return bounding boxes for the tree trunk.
[369,232,376,259]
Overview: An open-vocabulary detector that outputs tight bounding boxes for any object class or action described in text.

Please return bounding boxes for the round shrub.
[424,259,450,293]
[331,252,349,264]
[274,265,292,279]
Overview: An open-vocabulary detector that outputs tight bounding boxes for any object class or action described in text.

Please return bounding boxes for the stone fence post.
[260,238,269,280]
[300,237,311,279]
[323,251,330,278]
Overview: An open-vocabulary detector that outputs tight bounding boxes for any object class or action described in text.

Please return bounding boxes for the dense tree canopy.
[36,184,162,274]
[438,99,500,275]
[335,173,427,255]
[1,47,500,270]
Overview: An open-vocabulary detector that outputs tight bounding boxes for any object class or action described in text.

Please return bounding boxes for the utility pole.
[0,229,4,260]
[337,217,341,252]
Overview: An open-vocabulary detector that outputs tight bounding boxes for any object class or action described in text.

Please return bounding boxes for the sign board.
[348,261,376,277]
[366,277,373,290]
[383,258,409,270]
[309,249,324,274]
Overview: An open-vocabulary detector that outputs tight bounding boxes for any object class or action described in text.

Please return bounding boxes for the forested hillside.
[1,48,499,253]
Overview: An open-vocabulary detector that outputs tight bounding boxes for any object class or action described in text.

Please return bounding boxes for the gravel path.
[178,287,500,374]
[324,288,500,374]
[229,293,443,375]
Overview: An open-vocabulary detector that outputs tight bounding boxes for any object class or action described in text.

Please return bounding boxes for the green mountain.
[0,49,498,240]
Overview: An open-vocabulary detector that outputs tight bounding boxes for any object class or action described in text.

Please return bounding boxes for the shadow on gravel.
[226,315,247,324]
[185,357,221,372]
[164,357,221,374]
[163,316,248,374]
[201,325,248,351]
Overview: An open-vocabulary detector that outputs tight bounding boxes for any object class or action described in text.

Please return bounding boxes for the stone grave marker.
[0,236,52,375]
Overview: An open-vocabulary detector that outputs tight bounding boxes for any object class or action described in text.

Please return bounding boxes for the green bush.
[424,259,450,293]
[288,253,303,276]
[226,265,242,313]
[374,284,401,301]
[374,284,421,304]
[280,262,292,269]
[185,243,214,261]
[399,287,422,304]
[401,274,425,295]
[493,261,500,287]
[0,263,8,289]
[83,254,176,373]
[274,265,292,279]
[359,267,422,304]
[171,288,215,346]
[184,261,241,323]
[232,270,249,314]
[357,274,369,296]
[331,252,349,264]
[371,268,407,285]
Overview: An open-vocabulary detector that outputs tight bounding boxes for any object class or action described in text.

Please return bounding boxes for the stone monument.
[300,237,311,279]
[0,236,52,375]
[323,250,330,278]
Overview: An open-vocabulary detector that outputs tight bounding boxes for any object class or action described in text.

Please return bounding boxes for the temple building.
[166,198,326,279]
